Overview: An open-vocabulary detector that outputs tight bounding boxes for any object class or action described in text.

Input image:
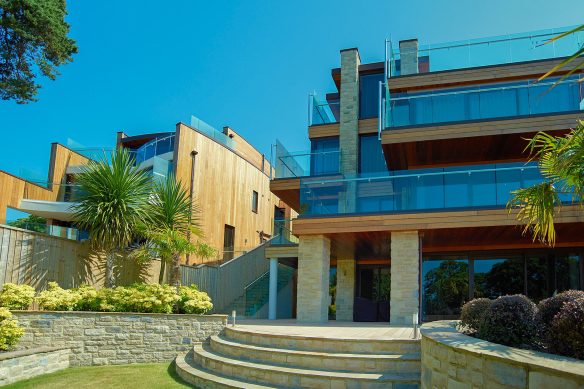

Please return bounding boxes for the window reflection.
[422,257,469,316]
[473,256,524,299]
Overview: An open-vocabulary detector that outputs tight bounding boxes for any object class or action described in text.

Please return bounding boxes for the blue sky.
[0,0,582,184]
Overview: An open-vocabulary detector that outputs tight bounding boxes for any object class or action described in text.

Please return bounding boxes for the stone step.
[224,326,420,354]
[210,334,421,373]
[175,351,279,389]
[193,343,420,388]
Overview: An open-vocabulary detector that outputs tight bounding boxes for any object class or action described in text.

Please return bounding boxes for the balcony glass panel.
[386,77,583,128]
[134,133,175,165]
[274,140,340,178]
[190,115,236,150]
[388,26,584,77]
[271,219,299,246]
[310,94,340,126]
[299,163,566,216]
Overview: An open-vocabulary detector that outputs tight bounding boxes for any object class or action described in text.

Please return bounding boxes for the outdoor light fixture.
[232,310,236,327]
[412,312,419,339]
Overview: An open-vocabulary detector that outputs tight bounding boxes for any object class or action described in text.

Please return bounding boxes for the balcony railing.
[386,25,584,77]
[190,115,236,150]
[274,141,340,179]
[134,134,175,165]
[270,219,298,246]
[384,76,583,128]
[309,94,340,126]
[299,163,570,216]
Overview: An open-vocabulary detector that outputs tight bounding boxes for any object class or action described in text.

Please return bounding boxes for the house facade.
[269,26,584,323]
[1,116,290,264]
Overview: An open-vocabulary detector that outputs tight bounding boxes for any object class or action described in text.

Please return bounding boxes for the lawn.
[4,362,192,389]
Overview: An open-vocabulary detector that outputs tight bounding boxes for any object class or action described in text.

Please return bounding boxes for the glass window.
[473,256,524,299]
[359,134,387,174]
[422,256,469,317]
[310,137,339,176]
[252,191,258,213]
[526,255,552,302]
[359,73,385,119]
[555,253,581,292]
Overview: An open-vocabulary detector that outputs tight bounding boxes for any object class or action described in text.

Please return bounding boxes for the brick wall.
[13,311,227,366]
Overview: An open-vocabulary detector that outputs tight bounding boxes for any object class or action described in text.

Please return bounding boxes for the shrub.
[459,298,492,334]
[73,284,100,311]
[547,298,584,360]
[106,284,180,314]
[536,290,584,341]
[478,294,537,347]
[177,285,213,314]
[36,282,80,311]
[0,283,35,310]
[0,307,24,351]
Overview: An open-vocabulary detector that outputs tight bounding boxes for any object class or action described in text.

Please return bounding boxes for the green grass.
[3,362,192,389]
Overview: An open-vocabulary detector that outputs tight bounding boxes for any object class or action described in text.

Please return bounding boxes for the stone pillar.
[297,235,331,322]
[268,258,278,320]
[339,48,360,214]
[336,258,356,321]
[390,231,420,325]
[399,39,419,75]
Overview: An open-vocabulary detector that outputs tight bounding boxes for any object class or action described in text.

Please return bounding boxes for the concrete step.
[175,351,279,389]
[210,334,421,373]
[224,326,420,354]
[193,343,420,389]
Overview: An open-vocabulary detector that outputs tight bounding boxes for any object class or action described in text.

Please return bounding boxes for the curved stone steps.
[175,351,280,389]
[192,343,420,389]
[211,334,421,373]
[224,326,420,354]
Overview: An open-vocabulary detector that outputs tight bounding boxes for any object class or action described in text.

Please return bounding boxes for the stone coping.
[11,310,228,319]
[0,346,68,362]
[421,320,584,380]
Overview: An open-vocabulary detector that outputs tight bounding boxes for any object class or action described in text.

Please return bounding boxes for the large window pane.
[526,256,553,302]
[473,256,524,298]
[359,134,387,173]
[422,257,469,317]
[556,254,581,292]
[359,73,384,119]
[310,137,339,176]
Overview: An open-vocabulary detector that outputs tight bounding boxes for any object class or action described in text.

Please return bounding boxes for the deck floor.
[234,319,418,340]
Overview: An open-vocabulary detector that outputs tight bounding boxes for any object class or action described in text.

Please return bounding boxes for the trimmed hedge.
[458,298,492,334]
[536,290,584,341]
[547,297,584,359]
[478,294,537,347]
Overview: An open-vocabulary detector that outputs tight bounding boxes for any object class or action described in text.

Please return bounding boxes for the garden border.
[0,346,70,386]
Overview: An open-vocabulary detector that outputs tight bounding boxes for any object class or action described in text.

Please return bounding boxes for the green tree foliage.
[508,122,584,245]
[73,149,151,287]
[7,214,46,232]
[0,0,77,103]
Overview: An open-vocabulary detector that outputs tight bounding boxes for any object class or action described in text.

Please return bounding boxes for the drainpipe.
[186,150,198,265]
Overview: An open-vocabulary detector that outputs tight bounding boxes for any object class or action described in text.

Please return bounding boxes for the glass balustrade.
[385,76,584,128]
[274,141,341,178]
[190,115,236,150]
[387,25,584,77]
[299,163,572,216]
[134,133,175,165]
[309,94,340,126]
[271,219,298,245]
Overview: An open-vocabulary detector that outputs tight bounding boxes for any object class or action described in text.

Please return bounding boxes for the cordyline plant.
[73,148,151,287]
[507,121,584,245]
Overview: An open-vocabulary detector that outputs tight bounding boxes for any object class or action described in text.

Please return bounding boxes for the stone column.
[399,39,419,76]
[268,258,278,320]
[390,231,420,325]
[297,235,331,322]
[336,258,356,321]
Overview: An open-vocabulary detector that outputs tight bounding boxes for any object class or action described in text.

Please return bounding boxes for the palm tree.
[142,175,216,287]
[508,121,584,245]
[73,148,151,287]
[538,25,584,86]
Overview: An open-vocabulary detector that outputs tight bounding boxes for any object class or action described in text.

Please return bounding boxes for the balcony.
[299,163,570,217]
[386,25,583,77]
[134,133,175,165]
[383,76,583,129]
[309,94,340,126]
[274,141,340,179]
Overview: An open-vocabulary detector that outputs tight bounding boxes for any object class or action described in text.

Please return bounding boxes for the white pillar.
[268,258,278,320]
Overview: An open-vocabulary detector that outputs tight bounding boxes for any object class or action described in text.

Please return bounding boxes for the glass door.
[355,265,391,322]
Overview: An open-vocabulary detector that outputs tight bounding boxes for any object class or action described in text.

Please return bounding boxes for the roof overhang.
[18,200,77,222]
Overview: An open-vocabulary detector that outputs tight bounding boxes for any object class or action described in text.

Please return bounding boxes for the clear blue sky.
[0,0,582,181]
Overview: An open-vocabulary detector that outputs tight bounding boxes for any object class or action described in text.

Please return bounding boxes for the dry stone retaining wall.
[421,320,584,389]
[0,347,70,386]
[13,311,227,366]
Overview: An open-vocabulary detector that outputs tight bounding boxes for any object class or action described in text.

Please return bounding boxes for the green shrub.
[73,284,101,311]
[536,290,584,341]
[478,294,537,347]
[106,284,180,314]
[177,285,213,314]
[0,283,35,310]
[459,298,492,334]
[547,298,584,360]
[0,307,24,351]
[36,282,80,311]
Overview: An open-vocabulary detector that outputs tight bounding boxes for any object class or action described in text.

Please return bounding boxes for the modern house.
[1,116,291,264]
[269,26,584,324]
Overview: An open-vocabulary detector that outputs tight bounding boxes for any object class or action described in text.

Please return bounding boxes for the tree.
[0,0,77,103]
[538,25,584,86]
[73,148,151,287]
[140,175,216,287]
[508,122,584,245]
[7,214,46,232]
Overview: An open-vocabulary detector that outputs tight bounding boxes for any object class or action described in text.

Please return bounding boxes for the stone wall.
[0,347,70,386]
[297,235,330,322]
[335,258,355,321]
[390,231,420,325]
[13,311,227,366]
[421,320,584,389]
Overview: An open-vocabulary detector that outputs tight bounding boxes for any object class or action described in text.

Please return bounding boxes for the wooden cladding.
[308,118,378,139]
